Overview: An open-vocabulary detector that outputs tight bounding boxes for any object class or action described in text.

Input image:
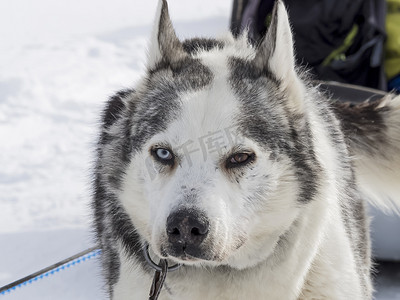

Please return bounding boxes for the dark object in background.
[317,80,387,103]
[230,0,387,90]
[388,75,400,93]
[373,260,400,299]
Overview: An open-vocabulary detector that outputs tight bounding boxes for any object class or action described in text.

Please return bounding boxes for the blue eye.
[152,147,174,165]
[156,148,173,160]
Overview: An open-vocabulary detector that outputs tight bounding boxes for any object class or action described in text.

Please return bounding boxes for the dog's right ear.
[147,0,187,70]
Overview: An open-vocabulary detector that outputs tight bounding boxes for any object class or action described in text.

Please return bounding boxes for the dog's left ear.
[147,0,187,70]
[254,1,305,111]
[254,1,295,80]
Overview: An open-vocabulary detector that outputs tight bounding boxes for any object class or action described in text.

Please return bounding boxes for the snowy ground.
[0,0,231,234]
[0,1,399,299]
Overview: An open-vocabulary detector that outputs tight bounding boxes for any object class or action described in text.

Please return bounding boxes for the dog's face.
[118,0,319,269]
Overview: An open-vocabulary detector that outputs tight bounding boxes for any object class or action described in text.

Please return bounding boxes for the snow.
[0,0,231,234]
[0,229,104,299]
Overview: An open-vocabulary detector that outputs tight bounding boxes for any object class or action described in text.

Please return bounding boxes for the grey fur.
[92,1,400,298]
[92,3,216,294]
[253,0,279,67]
[332,99,388,156]
[228,57,321,203]
[156,0,187,66]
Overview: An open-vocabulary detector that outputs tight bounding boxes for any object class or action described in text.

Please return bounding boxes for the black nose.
[166,209,209,256]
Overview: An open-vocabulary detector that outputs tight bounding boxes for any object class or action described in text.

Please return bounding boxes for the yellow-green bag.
[385,0,400,80]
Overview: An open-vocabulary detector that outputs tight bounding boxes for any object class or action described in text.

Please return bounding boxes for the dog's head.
[112,0,321,269]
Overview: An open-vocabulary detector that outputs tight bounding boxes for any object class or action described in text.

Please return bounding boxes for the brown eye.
[230,153,249,164]
[226,152,255,168]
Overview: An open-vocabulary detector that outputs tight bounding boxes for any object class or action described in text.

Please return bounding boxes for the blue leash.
[0,247,101,296]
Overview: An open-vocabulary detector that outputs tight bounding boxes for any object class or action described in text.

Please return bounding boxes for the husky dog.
[92,1,400,299]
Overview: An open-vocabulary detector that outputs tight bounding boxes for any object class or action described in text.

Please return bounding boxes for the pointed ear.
[254,0,295,80]
[147,0,187,70]
[254,1,305,112]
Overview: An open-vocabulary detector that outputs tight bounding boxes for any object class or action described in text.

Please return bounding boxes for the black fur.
[93,90,139,295]
[228,57,321,203]
[102,89,133,129]
[182,38,224,54]
[91,1,400,298]
[93,42,216,294]
[331,98,388,156]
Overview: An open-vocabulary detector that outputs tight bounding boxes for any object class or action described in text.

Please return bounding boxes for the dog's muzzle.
[166,209,209,260]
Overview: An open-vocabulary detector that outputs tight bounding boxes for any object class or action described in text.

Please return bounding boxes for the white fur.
[355,94,400,214]
[146,0,164,70]
[255,1,306,113]
[106,1,397,299]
